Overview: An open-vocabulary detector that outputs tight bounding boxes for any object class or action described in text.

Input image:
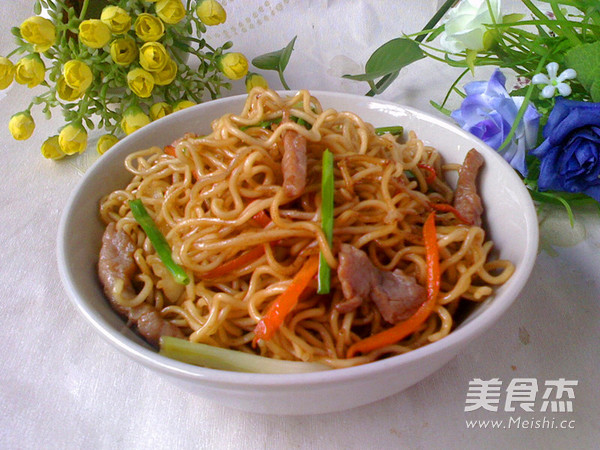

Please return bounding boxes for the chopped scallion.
[129,199,190,285]
[160,336,330,373]
[318,149,335,294]
[374,126,404,136]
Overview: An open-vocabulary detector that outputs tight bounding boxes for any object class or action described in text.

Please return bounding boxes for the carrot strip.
[428,202,472,225]
[253,255,320,345]
[202,245,266,279]
[417,163,437,184]
[252,210,272,228]
[164,144,176,156]
[201,210,275,279]
[346,212,440,358]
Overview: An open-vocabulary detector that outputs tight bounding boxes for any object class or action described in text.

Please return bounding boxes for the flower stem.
[498,52,549,152]
[78,0,90,20]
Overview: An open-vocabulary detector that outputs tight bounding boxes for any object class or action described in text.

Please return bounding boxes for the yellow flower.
[121,106,151,135]
[0,57,15,90]
[78,19,111,49]
[97,134,119,155]
[56,75,83,101]
[217,52,249,80]
[173,100,195,112]
[41,135,66,160]
[59,123,88,155]
[149,102,172,120]
[134,13,165,42]
[196,0,227,26]
[14,54,45,88]
[245,72,268,93]
[100,6,131,34]
[139,42,169,72]
[155,0,186,25]
[9,112,35,141]
[20,16,56,52]
[152,59,177,85]
[110,37,139,66]
[63,60,93,93]
[127,68,154,98]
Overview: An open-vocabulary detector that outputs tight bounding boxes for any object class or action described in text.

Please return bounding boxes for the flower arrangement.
[1,0,248,158]
[345,0,600,218]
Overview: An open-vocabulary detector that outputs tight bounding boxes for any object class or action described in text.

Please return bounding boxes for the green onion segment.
[318,149,335,294]
[159,336,330,373]
[129,199,190,285]
[374,125,404,136]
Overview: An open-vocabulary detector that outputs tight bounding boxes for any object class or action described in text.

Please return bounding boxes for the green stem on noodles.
[159,336,330,373]
[374,126,404,136]
[129,199,190,285]
[318,149,335,295]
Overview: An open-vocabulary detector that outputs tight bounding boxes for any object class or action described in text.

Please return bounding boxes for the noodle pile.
[99,88,514,368]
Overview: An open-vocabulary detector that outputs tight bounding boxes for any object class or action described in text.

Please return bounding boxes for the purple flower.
[451,69,540,175]
[531,97,600,201]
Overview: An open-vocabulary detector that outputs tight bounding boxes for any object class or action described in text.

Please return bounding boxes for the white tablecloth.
[1,1,598,448]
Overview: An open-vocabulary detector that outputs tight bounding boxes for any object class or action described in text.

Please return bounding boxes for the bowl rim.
[57,90,539,387]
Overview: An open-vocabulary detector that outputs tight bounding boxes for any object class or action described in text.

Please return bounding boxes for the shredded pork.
[453,148,485,226]
[336,244,426,324]
[98,223,184,346]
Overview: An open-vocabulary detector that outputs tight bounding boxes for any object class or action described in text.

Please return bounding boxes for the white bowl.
[57,91,538,415]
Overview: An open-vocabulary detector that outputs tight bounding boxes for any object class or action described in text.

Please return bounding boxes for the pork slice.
[371,270,425,323]
[336,244,377,313]
[98,222,138,316]
[98,223,184,345]
[453,148,484,226]
[281,110,307,197]
[336,244,426,324]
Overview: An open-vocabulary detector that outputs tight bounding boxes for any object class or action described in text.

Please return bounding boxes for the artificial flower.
[173,100,195,112]
[245,72,268,93]
[78,19,111,49]
[96,134,119,155]
[41,135,65,160]
[218,52,249,80]
[9,111,35,140]
[451,69,539,175]
[149,102,172,120]
[121,105,151,135]
[531,98,600,201]
[59,123,88,155]
[110,37,139,66]
[20,16,56,52]
[63,60,93,93]
[532,62,577,98]
[127,68,155,98]
[196,0,227,26]
[14,54,45,88]
[100,6,132,34]
[152,59,178,85]
[56,75,83,101]
[0,57,15,89]
[155,0,187,25]
[139,42,170,72]
[440,0,501,53]
[134,13,165,42]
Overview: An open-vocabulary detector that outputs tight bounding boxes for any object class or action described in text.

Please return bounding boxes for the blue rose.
[531,97,600,201]
[451,69,540,176]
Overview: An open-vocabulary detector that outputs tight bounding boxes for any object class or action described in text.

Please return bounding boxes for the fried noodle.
[99,88,514,368]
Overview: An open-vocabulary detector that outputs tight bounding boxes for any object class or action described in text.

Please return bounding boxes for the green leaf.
[565,41,600,94]
[343,38,424,82]
[503,13,526,23]
[252,36,297,72]
[591,79,600,102]
[465,49,478,74]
